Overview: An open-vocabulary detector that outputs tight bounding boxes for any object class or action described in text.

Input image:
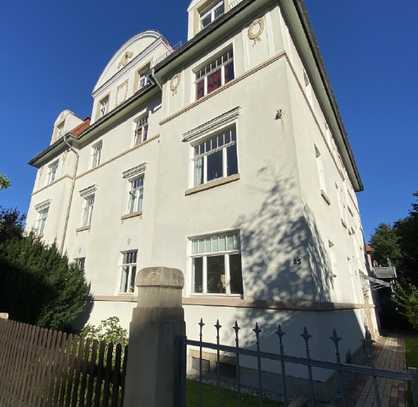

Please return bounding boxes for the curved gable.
[93,31,169,93]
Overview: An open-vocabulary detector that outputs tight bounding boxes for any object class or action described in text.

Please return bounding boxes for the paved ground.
[352,335,407,407]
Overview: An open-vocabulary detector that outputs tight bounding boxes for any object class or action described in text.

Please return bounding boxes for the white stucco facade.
[26,0,377,382]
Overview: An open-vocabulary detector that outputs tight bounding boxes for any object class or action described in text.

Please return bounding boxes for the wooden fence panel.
[0,319,127,407]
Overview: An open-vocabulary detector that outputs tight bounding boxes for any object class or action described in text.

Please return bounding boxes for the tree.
[0,174,10,190]
[0,207,25,243]
[370,223,401,267]
[395,191,418,285]
[393,283,418,331]
[0,232,92,331]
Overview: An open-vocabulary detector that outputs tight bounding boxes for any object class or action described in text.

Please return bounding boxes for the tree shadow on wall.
[216,166,366,400]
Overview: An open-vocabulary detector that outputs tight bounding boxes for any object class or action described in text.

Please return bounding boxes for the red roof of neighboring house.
[70,117,90,138]
[366,245,374,254]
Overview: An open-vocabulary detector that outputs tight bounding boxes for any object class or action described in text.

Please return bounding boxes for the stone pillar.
[123,267,186,407]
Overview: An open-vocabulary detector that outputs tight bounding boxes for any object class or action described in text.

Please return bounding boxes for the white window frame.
[75,257,86,273]
[137,66,151,91]
[98,95,109,118]
[133,114,149,146]
[116,81,128,106]
[192,125,238,187]
[200,0,224,29]
[194,46,234,100]
[46,160,59,186]
[55,121,65,140]
[314,145,327,194]
[81,194,95,228]
[36,207,49,237]
[90,141,102,169]
[119,250,138,294]
[189,230,243,296]
[126,175,144,215]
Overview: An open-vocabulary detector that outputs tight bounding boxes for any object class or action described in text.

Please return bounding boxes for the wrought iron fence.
[180,318,418,407]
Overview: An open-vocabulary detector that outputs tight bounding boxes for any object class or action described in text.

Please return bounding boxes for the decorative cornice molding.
[122,163,146,179]
[182,106,240,143]
[35,199,51,211]
[79,185,97,198]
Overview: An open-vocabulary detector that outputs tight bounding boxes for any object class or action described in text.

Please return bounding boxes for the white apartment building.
[27,0,378,385]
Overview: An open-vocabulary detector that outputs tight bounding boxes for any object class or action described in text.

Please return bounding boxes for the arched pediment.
[54,109,77,127]
[93,30,171,93]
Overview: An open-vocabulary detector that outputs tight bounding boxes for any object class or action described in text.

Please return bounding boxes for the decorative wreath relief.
[248,18,265,44]
[170,74,181,95]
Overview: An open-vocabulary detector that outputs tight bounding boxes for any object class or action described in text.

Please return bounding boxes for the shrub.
[81,317,128,346]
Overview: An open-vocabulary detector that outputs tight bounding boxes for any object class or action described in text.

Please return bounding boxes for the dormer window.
[116,81,128,106]
[200,1,224,29]
[98,95,109,118]
[195,47,234,100]
[136,66,151,91]
[55,121,65,140]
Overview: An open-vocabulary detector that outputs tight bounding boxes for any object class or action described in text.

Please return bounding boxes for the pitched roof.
[69,117,90,138]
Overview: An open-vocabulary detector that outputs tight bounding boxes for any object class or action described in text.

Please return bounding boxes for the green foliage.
[81,317,128,346]
[0,174,10,190]
[0,231,92,331]
[393,283,418,331]
[0,208,24,244]
[395,191,418,285]
[370,223,401,267]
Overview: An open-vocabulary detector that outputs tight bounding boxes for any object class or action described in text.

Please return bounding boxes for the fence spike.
[330,329,347,406]
[301,327,316,406]
[233,321,241,407]
[276,324,289,405]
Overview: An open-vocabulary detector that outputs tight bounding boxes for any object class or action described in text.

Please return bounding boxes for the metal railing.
[180,319,418,407]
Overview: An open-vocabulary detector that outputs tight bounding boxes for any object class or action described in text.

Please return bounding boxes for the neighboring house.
[26,0,378,384]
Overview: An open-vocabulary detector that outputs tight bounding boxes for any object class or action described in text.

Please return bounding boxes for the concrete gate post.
[123,267,186,407]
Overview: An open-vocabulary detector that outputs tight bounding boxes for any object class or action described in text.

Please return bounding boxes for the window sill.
[94,294,136,303]
[341,219,348,229]
[121,212,143,221]
[185,174,240,196]
[320,190,331,205]
[76,226,91,233]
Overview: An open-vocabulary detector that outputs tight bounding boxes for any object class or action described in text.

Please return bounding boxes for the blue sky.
[0,0,417,240]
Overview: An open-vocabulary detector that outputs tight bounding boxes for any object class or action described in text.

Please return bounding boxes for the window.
[127,175,144,215]
[75,258,86,273]
[81,194,95,227]
[116,81,128,105]
[191,231,243,295]
[195,47,234,100]
[193,126,238,186]
[200,1,224,29]
[120,250,138,294]
[133,115,149,146]
[56,121,65,140]
[137,66,151,90]
[98,96,109,118]
[315,146,327,193]
[46,160,59,185]
[91,141,102,169]
[36,207,49,236]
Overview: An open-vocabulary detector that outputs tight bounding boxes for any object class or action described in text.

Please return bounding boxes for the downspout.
[60,134,79,254]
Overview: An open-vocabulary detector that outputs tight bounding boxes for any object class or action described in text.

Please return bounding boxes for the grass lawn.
[187,380,281,407]
[405,336,418,368]
[404,336,418,406]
